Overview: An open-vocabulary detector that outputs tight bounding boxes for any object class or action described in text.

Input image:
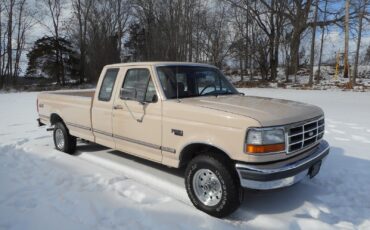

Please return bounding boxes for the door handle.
[113,105,123,110]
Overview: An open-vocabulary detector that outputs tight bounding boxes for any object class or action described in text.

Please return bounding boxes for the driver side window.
[121,69,157,102]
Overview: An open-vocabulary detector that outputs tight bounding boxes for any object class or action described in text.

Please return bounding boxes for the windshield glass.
[156,65,238,99]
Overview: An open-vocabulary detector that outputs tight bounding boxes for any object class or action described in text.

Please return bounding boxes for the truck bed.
[38,89,95,142]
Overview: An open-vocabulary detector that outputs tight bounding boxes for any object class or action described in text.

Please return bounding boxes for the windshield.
[156,65,238,99]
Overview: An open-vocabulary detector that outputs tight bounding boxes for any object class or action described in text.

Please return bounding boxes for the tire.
[53,122,77,154]
[185,154,243,218]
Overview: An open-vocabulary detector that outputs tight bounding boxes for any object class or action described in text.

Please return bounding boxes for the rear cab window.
[98,68,119,101]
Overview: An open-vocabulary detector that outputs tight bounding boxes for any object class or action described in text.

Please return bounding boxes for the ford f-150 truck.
[37,62,330,217]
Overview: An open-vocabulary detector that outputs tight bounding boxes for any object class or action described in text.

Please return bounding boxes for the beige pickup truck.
[37,62,330,217]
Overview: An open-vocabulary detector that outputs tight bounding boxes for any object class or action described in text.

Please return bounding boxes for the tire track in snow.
[0,143,238,230]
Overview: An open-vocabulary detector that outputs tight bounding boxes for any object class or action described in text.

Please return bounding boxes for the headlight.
[246,128,285,153]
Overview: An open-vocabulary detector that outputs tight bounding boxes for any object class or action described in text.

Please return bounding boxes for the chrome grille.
[287,117,325,153]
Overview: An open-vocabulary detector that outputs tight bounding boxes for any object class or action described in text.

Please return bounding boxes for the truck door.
[91,68,120,148]
[112,67,162,162]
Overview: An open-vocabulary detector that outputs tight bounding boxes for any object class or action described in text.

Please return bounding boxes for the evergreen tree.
[26,36,79,85]
[124,23,147,62]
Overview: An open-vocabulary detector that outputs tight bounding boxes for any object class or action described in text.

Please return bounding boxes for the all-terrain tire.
[185,154,243,218]
[53,122,77,154]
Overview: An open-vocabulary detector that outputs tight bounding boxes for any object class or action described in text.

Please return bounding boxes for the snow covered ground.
[0,89,369,230]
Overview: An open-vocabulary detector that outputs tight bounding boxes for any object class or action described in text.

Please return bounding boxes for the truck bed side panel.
[38,90,95,142]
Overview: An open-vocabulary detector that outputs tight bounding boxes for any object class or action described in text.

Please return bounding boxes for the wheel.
[53,122,76,154]
[185,154,243,218]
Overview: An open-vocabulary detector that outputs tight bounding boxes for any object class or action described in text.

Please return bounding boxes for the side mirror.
[143,94,158,104]
[120,88,137,100]
[151,94,158,103]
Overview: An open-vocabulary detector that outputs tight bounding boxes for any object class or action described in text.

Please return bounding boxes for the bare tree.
[0,2,4,88]
[226,0,286,81]
[353,0,369,84]
[14,0,34,80]
[317,0,329,84]
[72,0,92,83]
[78,0,131,82]
[0,0,35,88]
[201,2,233,67]
[309,0,319,86]
[5,0,16,85]
[8,0,367,89]
[344,0,350,79]
[44,0,64,85]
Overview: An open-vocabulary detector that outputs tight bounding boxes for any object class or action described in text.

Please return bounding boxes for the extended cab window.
[122,69,157,102]
[98,68,119,101]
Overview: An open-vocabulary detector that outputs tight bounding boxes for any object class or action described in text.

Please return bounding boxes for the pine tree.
[26,36,79,84]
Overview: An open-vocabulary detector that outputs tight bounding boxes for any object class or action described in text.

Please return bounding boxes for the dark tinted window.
[98,68,119,101]
[122,69,157,102]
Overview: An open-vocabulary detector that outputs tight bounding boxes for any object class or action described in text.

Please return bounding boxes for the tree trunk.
[309,0,319,86]
[77,0,84,83]
[344,0,350,78]
[7,0,15,85]
[55,44,61,85]
[269,0,277,81]
[289,31,301,76]
[75,0,90,84]
[353,1,366,85]
[288,0,312,76]
[0,6,3,89]
[244,14,249,81]
[317,0,328,84]
[273,4,283,83]
[13,0,26,86]
[239,57,243,82]
[60,48,65,86]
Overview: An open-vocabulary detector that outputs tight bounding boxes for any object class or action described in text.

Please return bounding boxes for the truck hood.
[180,95,323,126]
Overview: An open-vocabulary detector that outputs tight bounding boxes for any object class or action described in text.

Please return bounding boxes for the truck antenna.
[176,66,180,102]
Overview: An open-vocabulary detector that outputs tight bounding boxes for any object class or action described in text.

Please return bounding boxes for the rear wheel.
[185,154,243,218]
[53,122,76,154]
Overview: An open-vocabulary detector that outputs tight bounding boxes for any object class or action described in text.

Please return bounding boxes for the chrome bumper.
[235,140,330,190]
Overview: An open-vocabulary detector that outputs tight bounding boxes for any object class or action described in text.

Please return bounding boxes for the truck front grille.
[287,117,325,153]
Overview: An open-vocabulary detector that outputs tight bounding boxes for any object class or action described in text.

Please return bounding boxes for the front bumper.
[235,140,330,190]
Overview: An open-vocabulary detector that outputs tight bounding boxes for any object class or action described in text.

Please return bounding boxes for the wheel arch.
[50,113,65,126]
[179,142,234,168]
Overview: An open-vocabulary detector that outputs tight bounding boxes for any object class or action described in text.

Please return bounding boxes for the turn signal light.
[246,143,285,153]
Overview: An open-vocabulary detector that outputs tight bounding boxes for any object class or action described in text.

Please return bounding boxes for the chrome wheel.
[55,128,65,149]
[192,169,222,206]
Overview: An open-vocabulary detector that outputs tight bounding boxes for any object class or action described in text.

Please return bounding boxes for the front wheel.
[185,154,243,218]
[53,122,76,154]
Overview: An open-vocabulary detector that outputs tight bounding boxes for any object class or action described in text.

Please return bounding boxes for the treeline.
[0,0,369,89]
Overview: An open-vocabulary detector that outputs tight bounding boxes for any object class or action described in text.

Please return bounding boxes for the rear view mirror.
[120,88,137,100]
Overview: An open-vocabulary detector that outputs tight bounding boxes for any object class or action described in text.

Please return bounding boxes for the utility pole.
[344,0,350,78]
